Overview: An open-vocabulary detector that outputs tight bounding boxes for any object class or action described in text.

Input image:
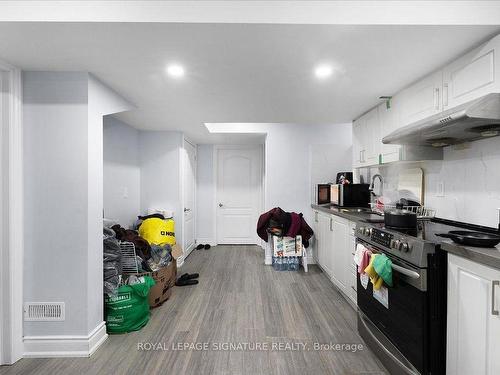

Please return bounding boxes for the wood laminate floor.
[0,245,387,375]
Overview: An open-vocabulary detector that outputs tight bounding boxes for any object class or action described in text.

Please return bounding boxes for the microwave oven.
[330,184,370,207]
[315,184,333,205]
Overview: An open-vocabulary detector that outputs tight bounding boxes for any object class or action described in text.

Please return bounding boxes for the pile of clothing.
[257,207,314,247]
[103,227,122,296]
[103,216,175,296]
[354,243,393,290]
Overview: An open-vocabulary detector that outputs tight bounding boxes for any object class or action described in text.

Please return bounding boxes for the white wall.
[362,136,500,228]
[139,131,183,245]
[195,123,353,248]
[23,72,90,336]
[103,117,140,228]
[23,72,132,341]
[86,75,133,335]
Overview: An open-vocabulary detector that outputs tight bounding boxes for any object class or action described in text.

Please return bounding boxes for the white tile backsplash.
[361,136,500,228]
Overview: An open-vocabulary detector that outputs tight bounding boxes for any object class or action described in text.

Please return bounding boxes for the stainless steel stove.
[355,218,449,375]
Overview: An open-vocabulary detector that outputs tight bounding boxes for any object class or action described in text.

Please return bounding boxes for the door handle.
[330,218,333,231]
[184,208,191,212]
[492,280,499,316]
[391,263,420,279]
[218,203,223,208]
[434,87,440,110]
[315,212,318,223]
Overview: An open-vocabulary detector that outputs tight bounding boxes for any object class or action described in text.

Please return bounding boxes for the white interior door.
[182,141,196,257]
[216,146,262,245]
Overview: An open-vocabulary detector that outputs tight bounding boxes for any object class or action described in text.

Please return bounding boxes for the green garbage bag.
[105,276,155,334]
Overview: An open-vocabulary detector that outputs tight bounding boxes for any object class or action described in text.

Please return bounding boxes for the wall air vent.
[24,302,65,321]
[439,116,454,124]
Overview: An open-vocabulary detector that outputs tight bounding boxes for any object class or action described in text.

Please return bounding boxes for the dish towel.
[358,248,372,275]
[373,254,393,287]
[353,243,365,267]
[364,254,384,290]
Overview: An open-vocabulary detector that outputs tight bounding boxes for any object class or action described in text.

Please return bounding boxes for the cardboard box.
[134,243,184,308]
[272,235,303,257]
[146,260,176,307]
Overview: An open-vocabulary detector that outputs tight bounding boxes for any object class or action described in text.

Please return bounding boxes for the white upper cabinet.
[352,117,365,168]
[443,35,500,109]
[353,33,500,169]
[352,107,380,168]
[378,100,400,164]
[399,70,443,127]
[364,108,381,165]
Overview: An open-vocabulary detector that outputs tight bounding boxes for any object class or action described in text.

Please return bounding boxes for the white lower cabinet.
[347,224,357,305]
[312,210,356,305]
[317,212,334,276]
[447,254,500,375]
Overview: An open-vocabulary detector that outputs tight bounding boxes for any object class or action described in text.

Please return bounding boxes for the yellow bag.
[139,218,175,245]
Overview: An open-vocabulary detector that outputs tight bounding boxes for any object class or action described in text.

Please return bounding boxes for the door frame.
[180,137,197,265]
[0,60,24,365]
[213,144,264,246]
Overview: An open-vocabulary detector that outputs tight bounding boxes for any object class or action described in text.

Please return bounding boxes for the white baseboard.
[24,321,108,358]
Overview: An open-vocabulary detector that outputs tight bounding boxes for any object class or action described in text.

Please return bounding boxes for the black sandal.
[204,244,211,250]
[175,278,199,286]
[178,273,199,281]
[196,244,204,250]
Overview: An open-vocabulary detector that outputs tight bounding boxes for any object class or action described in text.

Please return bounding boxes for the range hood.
[383,93,500,147]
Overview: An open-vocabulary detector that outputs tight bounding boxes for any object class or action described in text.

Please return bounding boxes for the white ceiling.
[0,22,499,142]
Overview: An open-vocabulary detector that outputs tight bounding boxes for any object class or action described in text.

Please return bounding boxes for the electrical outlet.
[437,181,445,197]
[122,187,129,199]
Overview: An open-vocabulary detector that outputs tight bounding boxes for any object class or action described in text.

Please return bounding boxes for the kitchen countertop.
[312,203,500,270]
[311,203,383,223]
[439,241,500,270]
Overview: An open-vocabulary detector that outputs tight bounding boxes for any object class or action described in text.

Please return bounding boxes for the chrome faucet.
[370,174,384,197]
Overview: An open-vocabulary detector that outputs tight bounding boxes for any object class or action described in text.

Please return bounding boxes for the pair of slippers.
[175,273,199,286]
[196,244,211,250]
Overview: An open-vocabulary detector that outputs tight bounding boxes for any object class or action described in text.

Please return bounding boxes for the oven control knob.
[394,240,401,250]
[401,242,410,252]
[358,227,364,235]
[366,228,373,236]
[389,239,396,249]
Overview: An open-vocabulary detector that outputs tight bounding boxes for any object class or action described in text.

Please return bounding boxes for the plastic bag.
[139,218,175,246]
[105,276,155,334]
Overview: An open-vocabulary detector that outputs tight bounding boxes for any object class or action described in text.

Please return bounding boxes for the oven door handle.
[392,263,420,279]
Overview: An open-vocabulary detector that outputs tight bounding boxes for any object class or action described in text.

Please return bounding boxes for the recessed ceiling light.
[314,64,333,79]
[167,64,185,78]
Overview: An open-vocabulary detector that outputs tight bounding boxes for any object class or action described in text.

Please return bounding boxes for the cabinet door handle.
[443,83,449,107]
[492,280,499,316]
[330,218,333,231]
[315,212,318,223]
[434,87,440,110]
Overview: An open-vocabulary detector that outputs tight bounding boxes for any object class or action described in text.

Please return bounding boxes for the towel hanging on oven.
[364,254,384,290]
[364,253,393,289]
[354,243,372,275]
[373,254,393,287]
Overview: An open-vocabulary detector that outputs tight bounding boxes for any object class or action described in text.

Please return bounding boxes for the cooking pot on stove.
[384,203,417,229]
